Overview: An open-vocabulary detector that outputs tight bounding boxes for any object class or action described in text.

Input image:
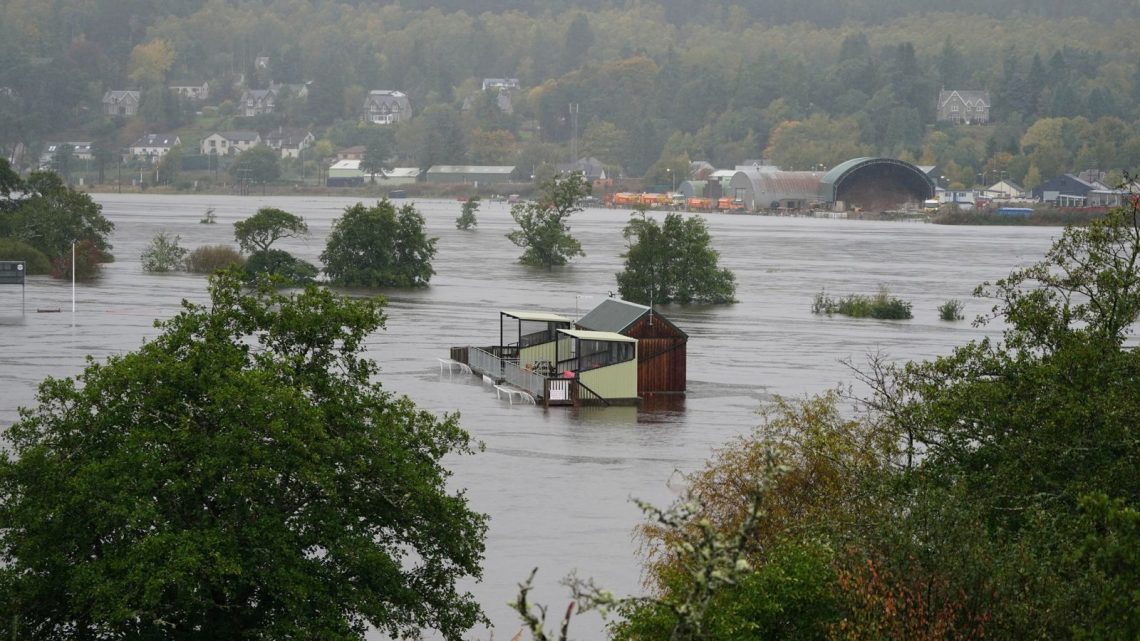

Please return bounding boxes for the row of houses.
[100,80,515,124]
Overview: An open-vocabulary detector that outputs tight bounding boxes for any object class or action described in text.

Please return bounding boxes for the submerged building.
[723,158,936,213]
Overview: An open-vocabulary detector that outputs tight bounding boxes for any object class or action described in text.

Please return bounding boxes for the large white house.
[130,133,182,161]
[200,131,261,156]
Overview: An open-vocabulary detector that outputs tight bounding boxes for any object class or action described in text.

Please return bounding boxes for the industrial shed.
[575,298,687,395]
[425,165,516,185]
[818,157,935,211]
[727,166,827,211]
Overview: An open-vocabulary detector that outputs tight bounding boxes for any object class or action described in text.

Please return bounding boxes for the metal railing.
[503,359,545,397]
[468,347,503,380]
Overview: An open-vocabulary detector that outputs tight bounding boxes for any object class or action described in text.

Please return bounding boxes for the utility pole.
[569,103,579,164]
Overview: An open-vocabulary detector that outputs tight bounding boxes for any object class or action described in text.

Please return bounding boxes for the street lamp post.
[666,167,675,193]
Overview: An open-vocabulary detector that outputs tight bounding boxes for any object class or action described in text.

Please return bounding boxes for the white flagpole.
[71,240,76,316]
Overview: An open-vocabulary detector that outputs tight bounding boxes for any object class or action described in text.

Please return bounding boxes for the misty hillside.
[2,0,1139,187]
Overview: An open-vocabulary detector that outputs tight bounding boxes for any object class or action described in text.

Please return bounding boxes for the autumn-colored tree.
[128,39,175,86]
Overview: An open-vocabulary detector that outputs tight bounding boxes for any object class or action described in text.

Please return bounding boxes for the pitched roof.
[264,127,312,145]
[938,89,991,108]
[102,90,139,103]
[576,299,649,333]
[427,165,515,174]
[213,130,260,142]
[131,133,180,147]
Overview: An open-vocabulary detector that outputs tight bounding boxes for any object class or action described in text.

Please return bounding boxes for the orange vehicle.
[717,197,735,210]
[687,198,713,211]
[638,193,670,206]
[611,192,640,207]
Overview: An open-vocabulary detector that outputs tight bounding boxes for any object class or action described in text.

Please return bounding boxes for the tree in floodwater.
[507,171,589,268]
[616,211,736,305]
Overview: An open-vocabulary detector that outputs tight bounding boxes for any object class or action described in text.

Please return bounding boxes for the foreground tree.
[0,270,487,639]
[616,211,736,305]
[322,199,437,287]
[507,171,589,268]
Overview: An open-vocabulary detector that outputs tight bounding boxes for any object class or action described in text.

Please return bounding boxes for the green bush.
[140,232,188,272]
[244,249,318,286]
[938,299,965,321]
[0,238,52,274]
[812,286,912,320]
[186,245,245,274]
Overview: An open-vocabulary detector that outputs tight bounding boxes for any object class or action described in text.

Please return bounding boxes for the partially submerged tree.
[0,270,487,639]
[234,207,314,285]
[456,197,479,230]
[140,231,187,272]
[322,199,437,287]
[233,207,309,254]
[507,171,589,268]
[616,211,736,305]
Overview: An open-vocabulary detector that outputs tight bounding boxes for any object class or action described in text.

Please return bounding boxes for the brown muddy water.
[0,194,1060,639]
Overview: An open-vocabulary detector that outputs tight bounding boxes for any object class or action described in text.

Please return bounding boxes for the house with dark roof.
[1032,174,1104,207]
[264,127,314,159]
[129,133,182,161]
[576,298,688,395]
[102,90,140,117]
[937,90,991,124]
[556,157,610,181]
[361,90,411,125]
[240,89,276,116]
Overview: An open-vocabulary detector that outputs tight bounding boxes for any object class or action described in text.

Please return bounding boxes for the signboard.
[0,261,25,285]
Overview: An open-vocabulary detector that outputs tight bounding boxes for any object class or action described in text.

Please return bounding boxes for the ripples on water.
[0,194,1060,639]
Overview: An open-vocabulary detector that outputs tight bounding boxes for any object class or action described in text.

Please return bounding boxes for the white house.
[200,131,261,156]
[169,81,210,102]
[130,133,182,161]
[264,127,315,159]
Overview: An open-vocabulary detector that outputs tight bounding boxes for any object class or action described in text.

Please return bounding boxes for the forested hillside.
[2,0,1139,187]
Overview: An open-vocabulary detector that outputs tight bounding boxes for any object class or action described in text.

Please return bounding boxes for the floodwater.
[0,194,1061,639]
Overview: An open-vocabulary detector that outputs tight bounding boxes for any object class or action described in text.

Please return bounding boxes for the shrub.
[0,238,51,274]
[812,286,912,320]
[938,299,965,321]
[49,238,109,281]
[456,197,479,230]
[244,248,318,286]
[186,245,245,274]
[140,232,188,272]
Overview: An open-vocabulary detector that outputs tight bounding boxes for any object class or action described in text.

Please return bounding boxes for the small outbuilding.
[575,298,687,395]
[426,165,516,186]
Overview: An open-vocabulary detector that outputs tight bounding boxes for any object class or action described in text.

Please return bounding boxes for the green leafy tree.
[507,171,590,268]
[233,207,309,254]
[456,197,479,230]
[156,145,182,185]
[51,143,74,184]
[616,212,736,305]
[0,270,487,639]
[140,231,187,272]
[360,134,394,183]
[243,248,319,286]
[229,144,281,184]
[0,170,114,264]
[322,199,438,288]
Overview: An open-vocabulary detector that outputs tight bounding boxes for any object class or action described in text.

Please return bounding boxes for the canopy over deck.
[558,329,637,342]
[502,310,573,323]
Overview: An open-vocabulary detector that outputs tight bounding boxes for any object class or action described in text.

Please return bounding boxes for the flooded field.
[0,194,1061,639]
